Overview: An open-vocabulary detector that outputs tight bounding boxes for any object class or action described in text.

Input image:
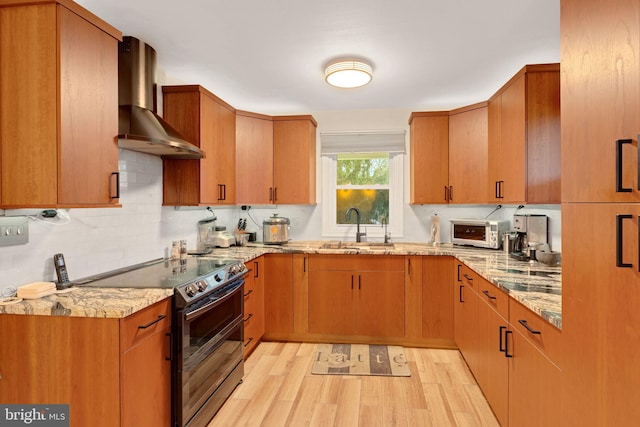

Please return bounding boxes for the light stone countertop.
[0,241,561,329]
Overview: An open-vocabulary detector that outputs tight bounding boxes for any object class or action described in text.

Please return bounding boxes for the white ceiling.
[75,0,560,115]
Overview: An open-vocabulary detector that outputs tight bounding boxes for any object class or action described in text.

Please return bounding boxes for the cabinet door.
[356,271,405,337]
[409,114,449,204]
[273,117,316,204]
[448,104,488,204]
[422,256,454,342]
[561,0,640,203]
[308,270,355,335]
[454,278,479,373]
[236,112,274,204]
[264,253,294,336]
[243,258,265,356]
[476,302,509,426]
[508,326,561,426]
[487,96,502,203]
[499,75,527,203]
[121,325,172,427]
[562,203,640,425]
[58,6,119,206]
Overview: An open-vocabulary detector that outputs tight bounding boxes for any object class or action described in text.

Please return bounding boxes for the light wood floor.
[209,342,499,427]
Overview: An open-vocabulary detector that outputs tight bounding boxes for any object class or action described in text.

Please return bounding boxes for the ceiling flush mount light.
[324,59,373,88]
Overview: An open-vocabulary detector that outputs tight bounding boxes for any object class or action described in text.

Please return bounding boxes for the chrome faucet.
[381,217,390,244]
[345,207,366,242]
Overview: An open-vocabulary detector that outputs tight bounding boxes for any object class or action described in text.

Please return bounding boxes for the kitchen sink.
[320,241,395,250]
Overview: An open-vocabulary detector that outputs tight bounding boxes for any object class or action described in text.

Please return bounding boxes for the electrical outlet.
[0,216,28,246]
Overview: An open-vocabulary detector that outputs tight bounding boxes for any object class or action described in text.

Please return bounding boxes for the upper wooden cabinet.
[235,113,317,205]
[0,0,121,208]
[448,102,488,204]
[561,0,640,203]
[162,85,236,206]
[272,116,317,205]
[409,111,449,204]
[487,64,561,204]
[236,111,274,205]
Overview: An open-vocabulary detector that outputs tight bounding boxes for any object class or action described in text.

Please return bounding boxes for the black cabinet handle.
[269,187,273,202]
[165,332,173,361]
[505,330,513,358]
[218,184,227,201]
[459,285,464,303]
[274,187,278,203]
[243,313,254,322]
[408,258,412,275]
[449,185,453,201]
[138,314,165,329]
[518,319,541,335]
[616,214,633,268]
[444,186,448,201]
[244,337,253,347]
[499,326,507,352]
[110,172,120,199]
[463,273,473,282]
[351,275,354,290]
[615,139,634,192]
[303,257,307,273]
[243,289,253,297]
[482,289,497,300]
[254,261,259,278]
[495,181,500,199]
[457,264,462,282]
[358,275,361,290]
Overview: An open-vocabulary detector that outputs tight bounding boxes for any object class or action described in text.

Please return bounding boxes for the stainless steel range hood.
[118,36,204,159]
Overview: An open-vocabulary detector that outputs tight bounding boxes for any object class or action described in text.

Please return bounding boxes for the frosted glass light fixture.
[324,59,373,88]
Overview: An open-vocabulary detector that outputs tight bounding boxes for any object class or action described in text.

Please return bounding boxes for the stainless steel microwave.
[450,219,510,249]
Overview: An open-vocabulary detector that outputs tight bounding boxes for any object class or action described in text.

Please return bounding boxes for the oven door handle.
[184,280,243,322]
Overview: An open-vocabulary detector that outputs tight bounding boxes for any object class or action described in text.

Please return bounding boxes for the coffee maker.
[510,214,549,261]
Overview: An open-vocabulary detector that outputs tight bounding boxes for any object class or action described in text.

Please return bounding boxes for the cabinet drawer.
[509,300,562,365]
[458,264,478,288]
[120,298,172,352]
[478,277,508,319]
[310,254,404,271]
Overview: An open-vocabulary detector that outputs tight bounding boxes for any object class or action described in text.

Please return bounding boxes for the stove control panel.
[176,260,248,305]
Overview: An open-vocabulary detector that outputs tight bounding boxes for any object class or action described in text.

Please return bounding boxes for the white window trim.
[321,153,404,240]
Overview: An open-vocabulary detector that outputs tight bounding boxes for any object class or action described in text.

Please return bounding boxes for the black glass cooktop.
[77,258,239,289]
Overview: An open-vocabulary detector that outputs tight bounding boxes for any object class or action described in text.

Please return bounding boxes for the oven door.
[176,279,244,427]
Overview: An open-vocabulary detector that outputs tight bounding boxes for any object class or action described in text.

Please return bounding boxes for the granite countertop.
[0,241,561,329]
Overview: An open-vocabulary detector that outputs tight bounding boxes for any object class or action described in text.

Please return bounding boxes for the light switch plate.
[0,216,28,246]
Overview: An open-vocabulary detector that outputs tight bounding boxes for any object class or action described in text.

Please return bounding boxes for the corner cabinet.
[0,299,172,426]
[162,85,236,206]
[487,63,560,204]
[409,112,449,204]
[0,0,121,208]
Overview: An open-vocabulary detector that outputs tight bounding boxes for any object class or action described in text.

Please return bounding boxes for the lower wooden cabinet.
[0,298,172,427]
[454,264,480,373]
[243,256,265,357]
[308,255,405,339]
[263,253,294,337]
[422,256,455,344]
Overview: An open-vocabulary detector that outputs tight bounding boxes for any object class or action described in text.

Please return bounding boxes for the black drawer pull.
[459,285,464,303]
[616,214,633,268]
[243,313,254,322]
[244,337,253,347]
[138,314,165,329]
[615,139,633,192]
[463,273,473,282]
[482,289,497,300]
[244,289,254,297]
[499,326,507,352]
[111,172,120,199]
[505,330,513,358]
[518,319,541,335]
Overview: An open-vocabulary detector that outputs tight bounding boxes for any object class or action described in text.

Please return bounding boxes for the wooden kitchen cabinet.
[162,85,236,206]
[0,298,172,427]
[448,102,489,204]
[263,253,294,338]
[243,256,265,358]
[308,255,405,338]
[422,256,455,345]
[453,263,479,374]
[272,116,317,204]
[487,64,560,204]
[235,111,274,205]
[408,111,449,204]
[0,0,121,208]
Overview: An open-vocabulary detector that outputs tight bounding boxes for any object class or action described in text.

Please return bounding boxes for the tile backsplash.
[0,149,561,293]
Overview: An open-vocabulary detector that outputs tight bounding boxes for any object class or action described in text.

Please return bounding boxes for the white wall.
[0,94,561,293]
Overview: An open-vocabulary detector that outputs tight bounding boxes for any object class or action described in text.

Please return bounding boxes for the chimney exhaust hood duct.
[118,36,204,159]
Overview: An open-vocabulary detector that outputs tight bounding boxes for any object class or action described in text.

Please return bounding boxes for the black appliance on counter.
[79,257,248,427]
